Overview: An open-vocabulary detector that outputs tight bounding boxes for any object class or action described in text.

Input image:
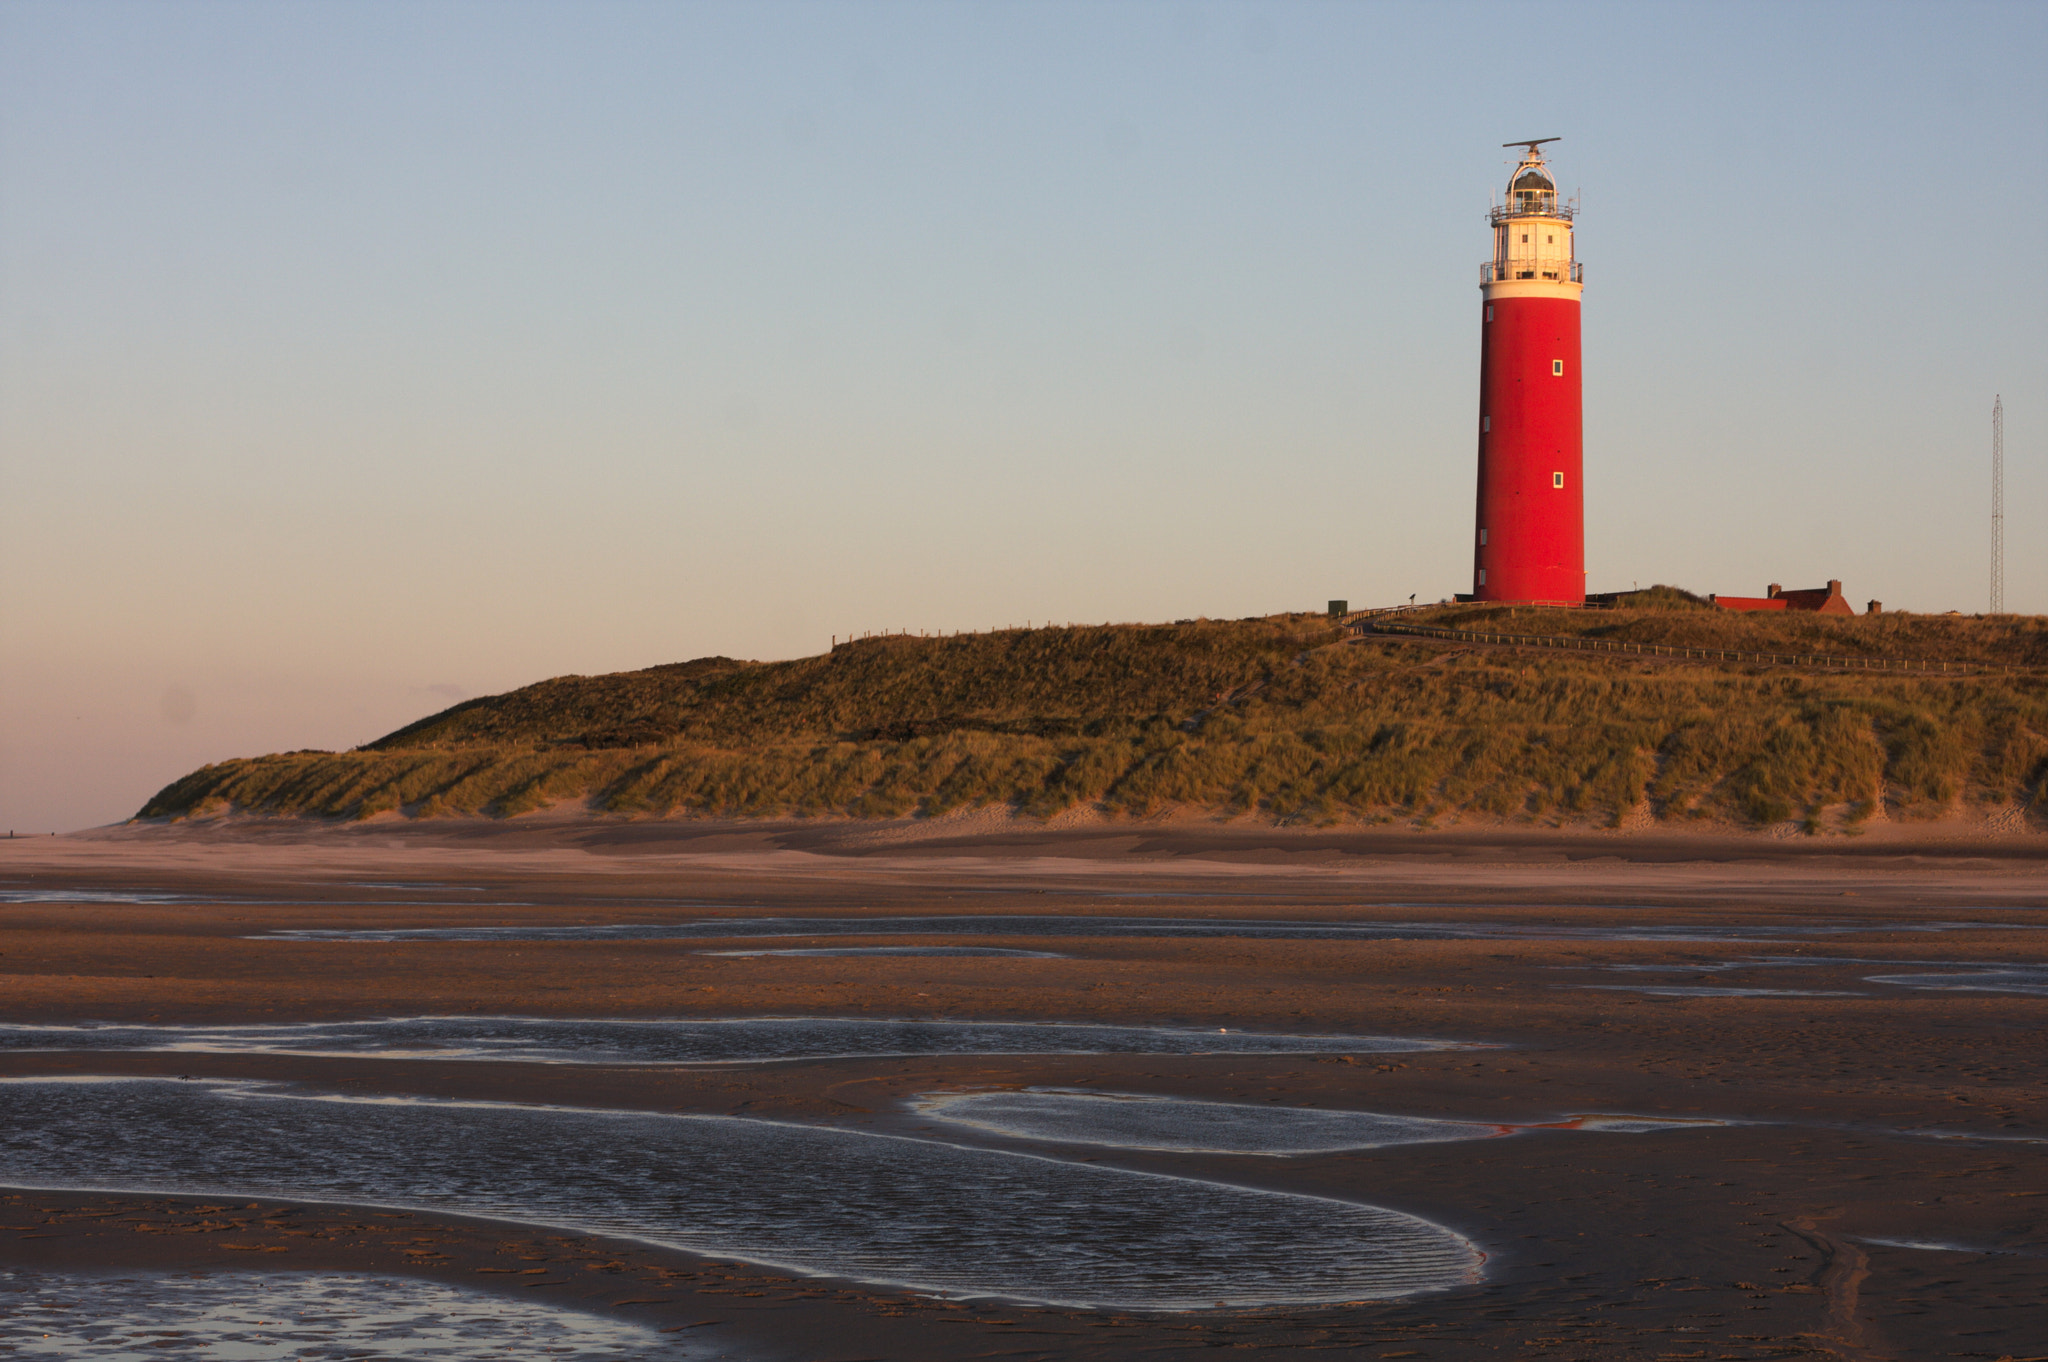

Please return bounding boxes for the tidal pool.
[0,889,204,905]
[1572,984,1866,998]
[0,1269,709,1359]
[254,916,1503,943]
[256,914,2039,944]
[912,1089,1728,1155]
[1548,1115,1729,1133]
[1587,957,2048,997]
[0,1016,1460,1065]
[1589,961,1793,973]
[0,889,531,907]
[1863,967,2048,996]
[698,945,1066,958]
[914,1089,1507,1154]
[0,1079,1483,1310]
[1854,1236,2034,1255]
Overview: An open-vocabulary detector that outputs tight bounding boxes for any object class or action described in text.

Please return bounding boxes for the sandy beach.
[3,816,2044,1360]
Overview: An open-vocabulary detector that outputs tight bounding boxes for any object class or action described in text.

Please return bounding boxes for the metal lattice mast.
[1991,395,2005,614]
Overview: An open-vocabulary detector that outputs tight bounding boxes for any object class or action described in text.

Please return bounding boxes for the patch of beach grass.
[138,613,2048,830]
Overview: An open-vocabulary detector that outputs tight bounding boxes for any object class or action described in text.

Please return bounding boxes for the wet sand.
[3,817,2045,1359]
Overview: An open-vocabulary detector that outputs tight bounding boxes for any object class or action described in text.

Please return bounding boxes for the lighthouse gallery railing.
[1481,260,1584,283]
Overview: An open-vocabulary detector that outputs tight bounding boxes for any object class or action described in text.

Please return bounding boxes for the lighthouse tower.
[1473,139,1583,603]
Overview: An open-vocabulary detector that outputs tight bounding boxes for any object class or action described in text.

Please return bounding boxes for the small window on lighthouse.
[1546,235,1554,243]
[1552,471,1565,489]
[1520,234,1528,243]
[1552,360,1564,376]
[1482,416,1490,432]
[1479,529,1488,546]
[1478,569,1487,586]
[1485,306,1493,322]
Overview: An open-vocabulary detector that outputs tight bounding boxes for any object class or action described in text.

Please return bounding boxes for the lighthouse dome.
[1511,167,1555,193]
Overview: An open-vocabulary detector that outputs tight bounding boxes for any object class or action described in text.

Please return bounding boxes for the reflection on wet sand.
[0,1078,1484,1310]
[1862,967,2048,996]
[1580,956,2048,996]
[913,1088,1726,1155]
[915,1088,1507,1154]
[0,1269,706,1360]
[0,1016,1463,1065]
[254,914,2039,944]
[1572,984,1868,998]
[699,945,1066,958]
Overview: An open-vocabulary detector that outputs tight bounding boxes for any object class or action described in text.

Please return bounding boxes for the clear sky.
[3,0,2043,832]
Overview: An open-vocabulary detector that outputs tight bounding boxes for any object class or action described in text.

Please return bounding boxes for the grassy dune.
[1416,590,2048,667]
[139,606,2048,831]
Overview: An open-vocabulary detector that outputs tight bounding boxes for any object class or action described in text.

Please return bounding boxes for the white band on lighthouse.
[1483,277,1582,302]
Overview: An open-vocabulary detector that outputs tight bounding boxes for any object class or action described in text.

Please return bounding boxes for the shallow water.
[254,914,2036,944]
[0,1269,710,1359]
[914,1089,1507,1154]
[0,889,535,907]
[0,1079,1482,1310]
[253,915,1511,942]
[913,1089,1729,1155]
[1854,1237,2032,1256]
[0,1016,1457,1065]
[345,881,491,892]
[1587,956,2048,997]
[699,945,1066,958]
[1863,968,2048,996]
[1589,960,1797,973]
[1543,1115,1730,1133]
[0,889,202,904]
[1573,984,1866,998]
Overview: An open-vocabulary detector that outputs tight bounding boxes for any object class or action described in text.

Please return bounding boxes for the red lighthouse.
[1472,139,1583,603]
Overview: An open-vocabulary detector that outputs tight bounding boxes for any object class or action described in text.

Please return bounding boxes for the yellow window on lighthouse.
[1552,360,1564,376]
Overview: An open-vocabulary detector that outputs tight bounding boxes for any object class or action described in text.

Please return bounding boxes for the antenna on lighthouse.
[1503,137,1561,153]
[1991,395,2005,614]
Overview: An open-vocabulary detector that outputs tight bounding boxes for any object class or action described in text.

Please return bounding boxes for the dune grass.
[1410,596,2048,668]
[139,612,2048,831]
